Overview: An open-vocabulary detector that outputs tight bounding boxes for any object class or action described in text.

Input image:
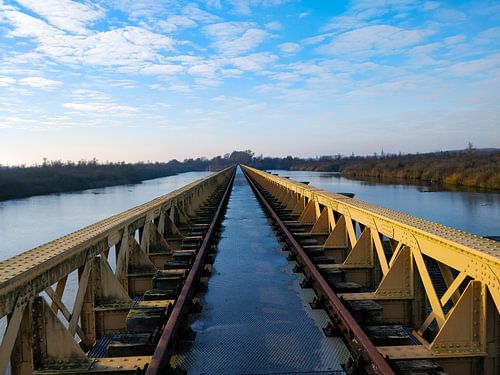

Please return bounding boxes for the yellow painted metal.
[0,166,235,374]
[242,165,500,365]
[0,167,234,317]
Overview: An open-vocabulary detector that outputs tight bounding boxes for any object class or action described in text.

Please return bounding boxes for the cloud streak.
[317,25,429,58]
[15,0,103,35]
[19,76,62,89]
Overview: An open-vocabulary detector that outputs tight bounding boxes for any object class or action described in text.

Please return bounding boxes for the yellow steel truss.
[242,165,499,371]
[0,167,235,374]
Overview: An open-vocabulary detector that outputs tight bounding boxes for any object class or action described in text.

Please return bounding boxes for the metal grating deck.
[173,168,350,375]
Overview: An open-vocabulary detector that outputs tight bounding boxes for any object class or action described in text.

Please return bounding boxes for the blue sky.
[0,0,499,164]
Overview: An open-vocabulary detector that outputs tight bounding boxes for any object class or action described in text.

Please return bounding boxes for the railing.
[0,166,235,374]
[242,165,500,374]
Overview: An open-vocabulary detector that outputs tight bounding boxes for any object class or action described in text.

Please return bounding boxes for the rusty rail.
[242,165,500,375]
[243,167,398,375]
[0,166,236,375]
[145,168,235,374]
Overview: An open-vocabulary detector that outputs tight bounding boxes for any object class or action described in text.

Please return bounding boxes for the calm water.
[0,171,211,262]
[270,170,500,237]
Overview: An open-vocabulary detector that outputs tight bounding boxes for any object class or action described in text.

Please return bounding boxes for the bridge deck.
[173,168,350,374]
[0,165,498,375]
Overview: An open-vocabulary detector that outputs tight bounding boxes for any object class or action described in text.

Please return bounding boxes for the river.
[269,170,500,237]
[0,171,212,262]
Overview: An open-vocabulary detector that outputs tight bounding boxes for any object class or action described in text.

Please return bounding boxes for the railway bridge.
[0,165,498,375]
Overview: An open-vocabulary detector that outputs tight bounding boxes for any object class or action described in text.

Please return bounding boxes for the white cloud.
[1,8,175,69]
[157,15,197,33]
[407,42,442,66]
[70,89,113,101]
[302,33,334,45]
[15,0,103,35]
[320,15,368,33]
[181,3,219,22]
[0,116,38,128]
[227,0,287,15]
[317,25,428,58]
[346,80,417,98]
[1,6,63,39]
[166,55,204,65]
[2,51,48,67]
[210,95,226,101]
[435,8,467,23]
[423,2,441,11]
[228,0,257,15]
[266,71,301,82]
[204,0,221,8]
[107,79,137,89]
[141,64,184,75]
[319,0,438,36]
[448,53,500,77]
[476,27,500,45]
[19,76,62,89]
[168,83,192,93]
[265,21,282,31]
[278,42,301,55]
[204,22,268,56]
[63,102,138,113]
[0,76,16,87]
[231,52,277,71]
[444,35,466,46]
[80,27,175,66]
[188,63,218,77]
[348,0,418,19]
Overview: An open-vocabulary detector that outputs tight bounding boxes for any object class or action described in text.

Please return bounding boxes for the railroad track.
[243,168,395,375]
[0,167,235,375]
[241,166,500,375]
[145,168,235,374]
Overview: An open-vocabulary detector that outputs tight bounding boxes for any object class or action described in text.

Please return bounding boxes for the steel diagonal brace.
[0,299,27,374]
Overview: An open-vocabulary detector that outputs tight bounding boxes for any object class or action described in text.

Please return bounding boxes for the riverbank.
[2,148,498,201]
[0,159,210,201]
[249,149,500,191]
[339,150,499,191]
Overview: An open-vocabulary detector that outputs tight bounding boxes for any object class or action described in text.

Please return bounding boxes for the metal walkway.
[173,168,350,374]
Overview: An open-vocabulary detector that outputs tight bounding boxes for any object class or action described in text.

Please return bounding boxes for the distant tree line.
[1,147,498,201]
[212,148,499,190]
[340,147,499,190]
[0,158,210,201]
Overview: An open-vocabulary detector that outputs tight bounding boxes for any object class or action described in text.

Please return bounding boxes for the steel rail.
[0,167,235,318]
[242,165,500,314]
[145,168,235,375]
[243,167,396,375]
